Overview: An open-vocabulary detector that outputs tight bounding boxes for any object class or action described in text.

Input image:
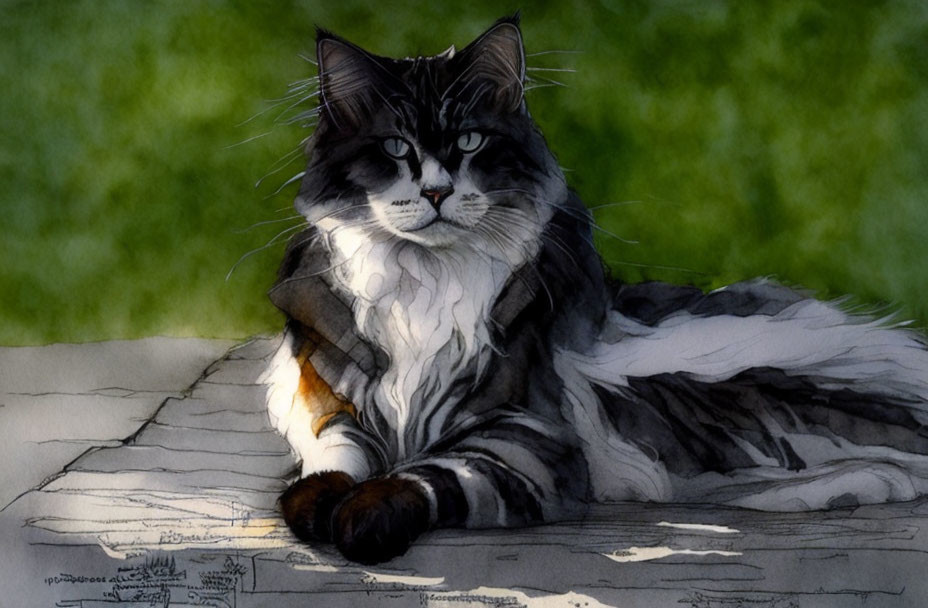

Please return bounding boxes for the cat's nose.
[421,186,454,210]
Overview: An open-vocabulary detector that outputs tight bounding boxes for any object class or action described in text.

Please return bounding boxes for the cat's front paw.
[280,471,355,543]
[332,477,430,564]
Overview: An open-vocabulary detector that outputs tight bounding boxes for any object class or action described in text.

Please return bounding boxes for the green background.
[2,0,926,345]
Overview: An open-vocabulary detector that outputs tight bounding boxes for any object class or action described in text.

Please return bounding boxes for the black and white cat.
[262,15,928,565]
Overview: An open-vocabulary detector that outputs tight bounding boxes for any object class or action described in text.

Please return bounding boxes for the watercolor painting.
[2,3,928,606]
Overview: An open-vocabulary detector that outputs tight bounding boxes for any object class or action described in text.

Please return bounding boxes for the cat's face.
[363,129,492,246]
[296,17,565,251]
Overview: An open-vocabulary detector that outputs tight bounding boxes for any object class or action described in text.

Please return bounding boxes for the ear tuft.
[451,17,526,113]
[315,26,335,42]
[496,11,521,27]
[315,32,389,131]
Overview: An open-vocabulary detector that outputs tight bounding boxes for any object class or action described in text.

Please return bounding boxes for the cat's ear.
[315,30,392,131]
[451,15,526,113]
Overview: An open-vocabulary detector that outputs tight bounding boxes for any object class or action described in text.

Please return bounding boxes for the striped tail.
[571,279,928,510]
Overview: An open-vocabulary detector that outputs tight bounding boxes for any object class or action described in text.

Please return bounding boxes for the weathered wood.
[0,337,925,607]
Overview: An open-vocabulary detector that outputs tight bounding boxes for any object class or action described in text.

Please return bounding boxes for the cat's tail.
[565,279,928,510]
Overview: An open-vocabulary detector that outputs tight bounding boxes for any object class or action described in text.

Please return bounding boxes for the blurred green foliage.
[1,0,926,345]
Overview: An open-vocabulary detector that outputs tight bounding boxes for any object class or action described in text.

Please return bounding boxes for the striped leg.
[330,414,587,563]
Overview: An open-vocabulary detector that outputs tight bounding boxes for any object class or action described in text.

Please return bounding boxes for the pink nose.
[421,186,453,210]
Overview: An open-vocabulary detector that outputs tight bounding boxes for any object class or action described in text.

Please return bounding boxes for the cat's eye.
[456,131,484,153]
[381,137,411,159]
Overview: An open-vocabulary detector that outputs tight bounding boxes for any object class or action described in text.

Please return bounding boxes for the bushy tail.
[569,280,928,510]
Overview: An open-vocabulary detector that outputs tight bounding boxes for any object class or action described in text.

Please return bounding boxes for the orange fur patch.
[292,333,357,437]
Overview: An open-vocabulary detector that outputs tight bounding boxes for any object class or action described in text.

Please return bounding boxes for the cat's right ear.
[316,30,391,131]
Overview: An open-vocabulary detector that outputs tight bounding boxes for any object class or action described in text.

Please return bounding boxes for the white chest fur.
[319,221,527,457]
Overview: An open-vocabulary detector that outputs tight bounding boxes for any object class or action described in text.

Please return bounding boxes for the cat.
[261,15,928,565]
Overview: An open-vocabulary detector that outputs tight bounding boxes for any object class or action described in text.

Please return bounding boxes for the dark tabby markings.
[401,464,469,526]
[280,471,356,542]
[608,368,928,478]
[463,455,545,523]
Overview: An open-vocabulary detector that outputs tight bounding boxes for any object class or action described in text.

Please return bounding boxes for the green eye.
[456,131,484,153]
[382,137,411,159]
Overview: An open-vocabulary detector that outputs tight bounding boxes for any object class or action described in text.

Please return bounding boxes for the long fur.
[262,16,928,564]
[317,204,545,459]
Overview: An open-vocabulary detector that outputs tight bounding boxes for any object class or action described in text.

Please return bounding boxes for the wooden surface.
[1,337,926,607]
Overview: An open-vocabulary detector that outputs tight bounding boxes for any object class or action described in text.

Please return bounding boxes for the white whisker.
[233,215,304,234]
[603,258,705,276]
[526,49,583,57]
[225,222,309,281]
[223,131,272,150]
[485,188,639,245]
[525,75,568,88]
[587,200,646,211]
[255,146,305,189]
[275,91,322,123]
[235,90,310,127]
[526,67,577,73]
[264,171,306,199]
[297,53,318,66]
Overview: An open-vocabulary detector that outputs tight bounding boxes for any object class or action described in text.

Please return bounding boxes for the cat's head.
[295,15,566,252]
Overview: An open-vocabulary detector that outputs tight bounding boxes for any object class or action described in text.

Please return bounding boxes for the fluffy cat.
[261,15,928,565]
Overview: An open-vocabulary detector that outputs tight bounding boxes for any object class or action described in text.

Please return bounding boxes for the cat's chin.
[388,220,468,248]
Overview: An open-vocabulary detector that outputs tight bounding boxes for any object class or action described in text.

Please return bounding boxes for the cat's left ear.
[451,15,526,113]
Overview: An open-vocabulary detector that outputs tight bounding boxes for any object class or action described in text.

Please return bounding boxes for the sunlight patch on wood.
[655,520,740,534]
[362,571,445,586]
[603,546,742,563]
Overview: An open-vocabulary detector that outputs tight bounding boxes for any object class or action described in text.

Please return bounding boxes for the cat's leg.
[328,413,587,564]
[262,328,383,542]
